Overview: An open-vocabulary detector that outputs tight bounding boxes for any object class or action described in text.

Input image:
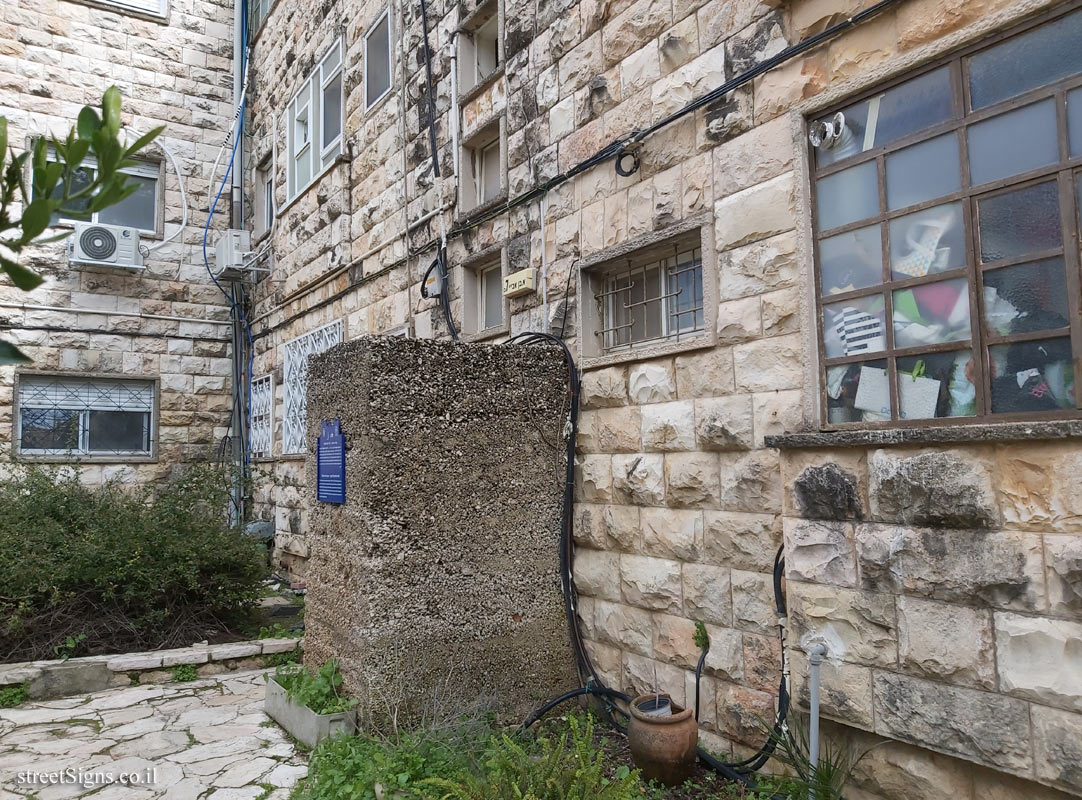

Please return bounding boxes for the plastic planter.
[264,676,357,748]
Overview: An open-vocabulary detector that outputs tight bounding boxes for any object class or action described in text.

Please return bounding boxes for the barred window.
[809,5,1082,427]
[17,376,154,458]
[594,244,704,353]
[249,374,274,458]
[282,321,342,455]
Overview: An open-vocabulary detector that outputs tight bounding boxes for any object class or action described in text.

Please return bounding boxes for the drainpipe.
[806,641,829,800]
[449,32,460,182]
[229,0,248,521]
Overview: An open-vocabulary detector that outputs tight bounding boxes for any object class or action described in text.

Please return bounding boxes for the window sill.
[278,155,347,218]
[458,67,504,107]
[13,454,159,464]
[456,190,509,227]
[65,0,168,22]
[765,420,1082,450]
[462,323,509,343]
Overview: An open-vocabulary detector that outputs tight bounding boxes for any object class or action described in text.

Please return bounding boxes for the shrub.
[274,660,356,715]
[0,463,265,662]
[0,684,28,708]
[172,664,199,683]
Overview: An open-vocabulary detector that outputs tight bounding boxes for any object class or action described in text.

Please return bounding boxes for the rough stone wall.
[303,336,577,723]
[242,0,1082,795]
[0,0,237,482]
[781,441,1082,798]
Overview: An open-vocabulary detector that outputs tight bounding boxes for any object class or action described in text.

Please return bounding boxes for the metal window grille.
[249,374,274,458]
[282,320,342,454]
[595,246,704,352]
[16,376,154,457]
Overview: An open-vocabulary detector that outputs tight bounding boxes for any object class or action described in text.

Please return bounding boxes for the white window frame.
[479,263,504,331]
[285,39,344,203]
[15,375,156,459]
[281,320,343,455]
[364,8,394,110]
[249,0,273,36]
[458,0,501,96]
[254,156,275,240]
[38,149,162,236]
[460,121,504,212]
[461,252,508,339]
[249,374,274,458]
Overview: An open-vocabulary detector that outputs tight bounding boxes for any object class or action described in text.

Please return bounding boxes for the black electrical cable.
[417,0,440,181]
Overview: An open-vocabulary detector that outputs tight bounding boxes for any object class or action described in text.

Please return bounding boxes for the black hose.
[694,646,707,722]
[417,0,440,181]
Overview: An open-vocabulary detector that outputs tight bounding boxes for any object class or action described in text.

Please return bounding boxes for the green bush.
[0,684,28,708]
[0,464,265,662]
[172,664,200,683]
[274,660,356,715]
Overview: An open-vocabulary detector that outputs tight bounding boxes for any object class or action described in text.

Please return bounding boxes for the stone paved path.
[0,670,307,800]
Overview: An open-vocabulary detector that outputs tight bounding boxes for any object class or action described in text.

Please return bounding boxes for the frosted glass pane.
[482,267,503,329]
[968,100,1057,186]
[969,9,1082,109]
[816,161,878,231]
[896,351,975,419]
[982,258,1069,337]
[819,225,881,295]
[977,182,1061,262]
[885,134,960,211]
[889,202,965,281]
[366,15,391,106]
[825,358,889,423]
[823,294,886,359]
[990,337,1075,412]
[1070,88,1082,157]
[893,278,971,349]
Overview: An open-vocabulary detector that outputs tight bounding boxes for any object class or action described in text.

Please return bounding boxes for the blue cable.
[202,4,254,466]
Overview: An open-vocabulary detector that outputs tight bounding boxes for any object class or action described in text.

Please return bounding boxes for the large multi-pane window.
[286,40,343,202]
[809,5,1082,426]
[16,376,154,458]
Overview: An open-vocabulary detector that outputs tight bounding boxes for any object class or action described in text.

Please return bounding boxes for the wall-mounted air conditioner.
[67,222,144,270]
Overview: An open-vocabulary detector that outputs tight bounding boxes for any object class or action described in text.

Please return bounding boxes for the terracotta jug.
[626,693,699,786]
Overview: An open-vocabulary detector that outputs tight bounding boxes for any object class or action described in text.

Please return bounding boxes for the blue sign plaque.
[316,419,346,504]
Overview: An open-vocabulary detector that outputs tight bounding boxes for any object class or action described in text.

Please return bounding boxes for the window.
[282,321,343,455]
[16,375,154,458]
[365,10,393,109]
[254,157,274,239]
[463,257,506,337]
[249,0,273,36]
[808,6,1082,426]
[36,152,160,235]
[458,2,500,95]
[461,123,503,211]
[249,374,274,458]
[286,40,343,202]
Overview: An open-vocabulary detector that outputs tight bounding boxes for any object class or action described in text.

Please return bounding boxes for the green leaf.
[67,139,90,166]
[1,256,43,291]
[123,126,164,159]
[0,340,31,365]
[19,198,53,241]
[76,106,101,141]
[102,86,122,137]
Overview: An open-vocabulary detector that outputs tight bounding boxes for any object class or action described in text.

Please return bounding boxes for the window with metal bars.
[809,3,1082,427]
[249,374,274,458]
[593,245,704,353]
[16,375,154,458]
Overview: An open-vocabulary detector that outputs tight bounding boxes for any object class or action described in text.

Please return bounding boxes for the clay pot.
[626,693,699,786]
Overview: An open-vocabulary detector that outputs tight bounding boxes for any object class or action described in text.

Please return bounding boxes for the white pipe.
[0,301,233,326]
[807,642,828,800]
[124,129,188,253]
[449,31,460,181]
[408,202,452,232]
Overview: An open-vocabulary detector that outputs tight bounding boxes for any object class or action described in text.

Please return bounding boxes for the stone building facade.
[241,0,1082,795]
[0,0,238,482]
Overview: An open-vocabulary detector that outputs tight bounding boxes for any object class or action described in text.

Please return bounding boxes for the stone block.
[686,670,717,727]
[574,503,640,551]
[827,9,898,82]
[642,507,702,560]
[787,582,896,667]
[620,554,683,613]
[712,113,794,200]
[718,450,781,513]
[628,361,676,404]
[752,390,803,449]
[714,172,795,251]
[161,648,210,667]
[869,448,999,529]
[733,334,802,392]
[674,346,735,398]
[682,562,731,625]
[741,632,781,693]
[783,518,857,587]
[28,661,112,699]
[702,625,743,682]
[716,680,775,746]
[622,653,686,702]
[998,443,1082,532]
[789,648,874,729]
[718,231,798,301]
[791,460,863,521]
[703,511,782,572]
[972,767,1080,800]
[895,0,1015,51]
[107,653,164,671]
[612,453,666,505]
[602,0,671,67]
[578,454,613,502]
[856,524,1046,612]
[995,612,1082,712]
[595,599,654,656]
[716,296,761,344]
[850,736,979,800]
[641,401,696,451]
[1032,704,1082,794]
[593,406,642,453]
[1046,535,1082,618]
[574,549,622,601]
[873,671,1032,773]
[652,613,700,668]
[897,597,994,689]
[261,638,302,655]
[208,643,261,661]
[695,396,754,451]
[581,367,627,408]
[731,569,778,636]
[665,452,720,508]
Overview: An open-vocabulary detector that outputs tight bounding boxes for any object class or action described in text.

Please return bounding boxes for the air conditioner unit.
[213,229,253,281]
[67,222,144,270]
